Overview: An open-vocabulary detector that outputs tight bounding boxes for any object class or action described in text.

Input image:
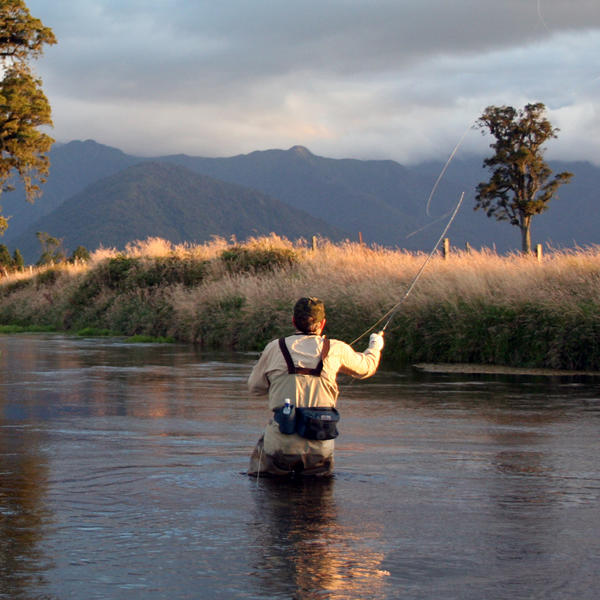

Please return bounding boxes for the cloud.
[26,0,600,163]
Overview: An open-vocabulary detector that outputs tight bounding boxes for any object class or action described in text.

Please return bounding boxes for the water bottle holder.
[273,404,296,435]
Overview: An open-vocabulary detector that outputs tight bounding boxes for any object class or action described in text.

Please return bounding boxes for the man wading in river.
[248,297,384,477]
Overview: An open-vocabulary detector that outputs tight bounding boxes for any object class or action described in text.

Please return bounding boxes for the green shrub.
[221,246,297,274]
[69,274,103,309]
[106,256,142,289]
[192,293,248,348]
[137,257,208,287]
[103,289,175,337]
[76,327,116,337]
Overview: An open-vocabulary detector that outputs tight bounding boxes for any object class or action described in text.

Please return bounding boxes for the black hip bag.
[294,406,340,440]
[273,337,340,441]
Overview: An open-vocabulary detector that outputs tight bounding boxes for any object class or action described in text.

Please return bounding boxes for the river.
[0,333,599,599]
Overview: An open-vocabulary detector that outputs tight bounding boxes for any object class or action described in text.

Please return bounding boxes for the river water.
[0,334,599,600]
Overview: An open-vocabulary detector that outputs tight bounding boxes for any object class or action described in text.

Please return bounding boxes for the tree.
[36,230,65,265]
[0,1,56,234]
[0,242,11,271]
[70,245,90,263]
[475,103,573,254]
[12,247,23,270]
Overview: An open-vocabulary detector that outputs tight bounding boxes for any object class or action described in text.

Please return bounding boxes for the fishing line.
[536,0,552,35]
[349,191,464,347]
[425,123,472,218]
[256,441,264,486]
[406,208,453,240]
[350,0,591,349]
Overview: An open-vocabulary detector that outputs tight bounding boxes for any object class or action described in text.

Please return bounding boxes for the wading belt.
[278,337,330,376]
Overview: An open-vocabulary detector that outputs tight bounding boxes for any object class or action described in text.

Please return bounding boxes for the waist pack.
[274,404,340,440]
[296,406,340,440]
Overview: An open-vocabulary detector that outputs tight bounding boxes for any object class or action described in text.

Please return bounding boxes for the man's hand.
[369,332,384,351]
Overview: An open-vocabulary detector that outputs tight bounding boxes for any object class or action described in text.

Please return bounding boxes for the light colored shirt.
[248,333,381,458]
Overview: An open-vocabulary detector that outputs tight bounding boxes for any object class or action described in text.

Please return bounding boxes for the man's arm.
[247,340,277,395]
[337,333,384,379]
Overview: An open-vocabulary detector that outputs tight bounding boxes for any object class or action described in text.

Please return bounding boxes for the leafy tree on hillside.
[0,243,12,269]
[70,245,90,263]
[12,248,24,270]
[0,243,23,274]
[0,0,56,233]
[36,231,65,265]
[475,103,573,254]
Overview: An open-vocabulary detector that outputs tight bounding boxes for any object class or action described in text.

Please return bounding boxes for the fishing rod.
[350,191,464,346]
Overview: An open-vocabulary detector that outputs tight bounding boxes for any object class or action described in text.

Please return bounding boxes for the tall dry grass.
[1,235,599,369]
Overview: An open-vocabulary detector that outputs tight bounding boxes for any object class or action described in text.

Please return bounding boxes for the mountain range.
[11,161,344,257]
[1,139,598,262]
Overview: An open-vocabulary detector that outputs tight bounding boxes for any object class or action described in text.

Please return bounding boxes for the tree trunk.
[520,217,532,254]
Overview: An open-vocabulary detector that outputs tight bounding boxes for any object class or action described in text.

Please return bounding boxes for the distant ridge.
[11,161,345,261]
[161,145,600,252]
[2,139,600,261]
[160,145,430,246]
[2,140,140,239]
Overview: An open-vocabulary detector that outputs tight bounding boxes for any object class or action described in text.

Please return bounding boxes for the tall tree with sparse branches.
[0,0,56,234]
[475,102,573,254]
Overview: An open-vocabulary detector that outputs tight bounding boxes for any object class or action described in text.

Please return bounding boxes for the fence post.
[358,231,364,246]
[443,237,450,259]
[465,242,471,253]
[312,235,318,251]
[536,243,543,262]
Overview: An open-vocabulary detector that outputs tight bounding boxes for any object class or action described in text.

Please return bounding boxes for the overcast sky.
[27,0,600,164]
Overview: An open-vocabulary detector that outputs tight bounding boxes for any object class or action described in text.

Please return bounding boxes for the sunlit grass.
[1,235,599,369]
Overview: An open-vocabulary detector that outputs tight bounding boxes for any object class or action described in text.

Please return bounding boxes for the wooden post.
[312,235,318,251]
[443,237,450,259]
[465,242,472,253]
[536,243,543,262]
[358,231,364,246]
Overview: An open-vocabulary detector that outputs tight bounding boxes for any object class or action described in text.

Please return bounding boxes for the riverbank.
[0,235,599,371]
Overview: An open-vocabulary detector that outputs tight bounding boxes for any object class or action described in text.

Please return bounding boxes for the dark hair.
[293,297,325,334]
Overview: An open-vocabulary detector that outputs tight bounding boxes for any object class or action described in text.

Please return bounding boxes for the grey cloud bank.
[28,0,600,164]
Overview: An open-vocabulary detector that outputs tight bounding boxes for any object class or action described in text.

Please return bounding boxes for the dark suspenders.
[278,337,330,376]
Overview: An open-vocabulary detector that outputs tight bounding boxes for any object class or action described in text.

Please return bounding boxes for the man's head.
[293,297,326,335]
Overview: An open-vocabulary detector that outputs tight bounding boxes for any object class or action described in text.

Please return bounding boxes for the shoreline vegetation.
[0,235,599,372]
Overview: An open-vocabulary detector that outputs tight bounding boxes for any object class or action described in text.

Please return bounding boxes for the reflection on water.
[0,334,599,599]
[250,478,389,600]
[0,426,52,598]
